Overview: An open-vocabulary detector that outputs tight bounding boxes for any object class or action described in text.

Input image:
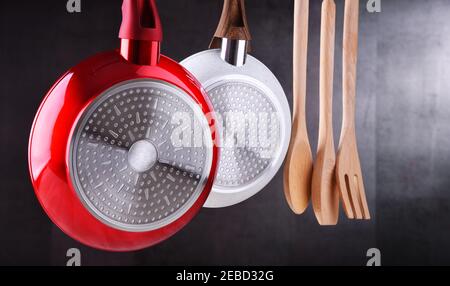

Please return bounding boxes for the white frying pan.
[181,0,291,208]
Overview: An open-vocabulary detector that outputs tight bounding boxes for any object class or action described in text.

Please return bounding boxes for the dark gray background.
[0,0,448,266]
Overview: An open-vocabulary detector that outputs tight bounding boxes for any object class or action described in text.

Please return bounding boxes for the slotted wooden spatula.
[284,0,313,214]
[311,0,339,226]
[336,0,370,220]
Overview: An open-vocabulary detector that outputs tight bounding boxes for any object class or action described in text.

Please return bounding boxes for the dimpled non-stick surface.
[208,81,280,188]
[70,80,212,232]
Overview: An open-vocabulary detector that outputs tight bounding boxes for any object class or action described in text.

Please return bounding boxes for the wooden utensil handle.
[342,0,359,131]
[209,0,252,50]
[293,0,309,125]
[319,0,336,144]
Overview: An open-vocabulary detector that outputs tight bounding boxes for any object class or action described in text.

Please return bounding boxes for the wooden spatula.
[336,0,370,220]
[311,0,339,225]
[284,0,313,214]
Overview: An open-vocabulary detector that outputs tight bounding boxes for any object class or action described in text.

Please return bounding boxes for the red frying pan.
[28,0,218,251]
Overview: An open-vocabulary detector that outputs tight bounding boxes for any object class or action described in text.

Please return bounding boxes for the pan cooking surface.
[70,80,212,232]
[208,81,280,188]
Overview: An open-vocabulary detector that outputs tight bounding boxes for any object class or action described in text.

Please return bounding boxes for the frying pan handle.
[119,0,162,65]
[119,0,163,42]
[210,0,252,66]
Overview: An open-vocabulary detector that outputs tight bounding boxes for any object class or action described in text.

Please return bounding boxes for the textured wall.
[376,0,450,265]
[0,0,447,266]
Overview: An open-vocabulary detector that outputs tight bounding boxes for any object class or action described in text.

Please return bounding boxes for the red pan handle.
[119,0,162,65]
[119,0,163,42]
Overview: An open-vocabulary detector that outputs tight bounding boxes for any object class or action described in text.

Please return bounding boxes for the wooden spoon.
[283,0,313,214]
[311,0,339,225]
